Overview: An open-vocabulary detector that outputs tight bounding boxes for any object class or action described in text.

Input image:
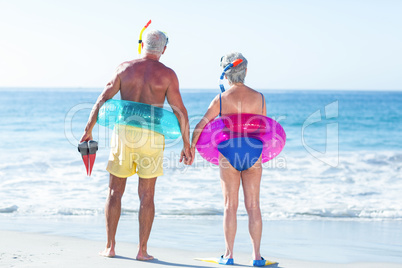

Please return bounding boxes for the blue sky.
[1,0,401,90]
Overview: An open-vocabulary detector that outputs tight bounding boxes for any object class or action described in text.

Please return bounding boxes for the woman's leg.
[241,157,263,260]
[219,153,241,259]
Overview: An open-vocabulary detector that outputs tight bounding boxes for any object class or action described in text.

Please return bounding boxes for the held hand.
[190,147,196,165]
[180,146,192,165]
[80,131,93,143]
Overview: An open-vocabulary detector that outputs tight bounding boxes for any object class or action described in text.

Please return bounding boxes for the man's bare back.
[118,58,176,107]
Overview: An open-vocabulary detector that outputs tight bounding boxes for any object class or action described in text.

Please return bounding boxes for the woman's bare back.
[220,85,265,116]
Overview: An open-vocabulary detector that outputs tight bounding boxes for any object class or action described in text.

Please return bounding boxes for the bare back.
[117,58,175,107]
[220,85,266,116]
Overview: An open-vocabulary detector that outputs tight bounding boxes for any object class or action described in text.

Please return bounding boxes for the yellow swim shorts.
[106,125,165,178]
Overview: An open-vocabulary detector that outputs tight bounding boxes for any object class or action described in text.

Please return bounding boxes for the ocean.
[1,88,402,263]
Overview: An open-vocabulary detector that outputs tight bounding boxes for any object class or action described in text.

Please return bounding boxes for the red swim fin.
[88,153,96,176]
[82,154,90,175]
[78,141,98,176]
[87,140,98,177]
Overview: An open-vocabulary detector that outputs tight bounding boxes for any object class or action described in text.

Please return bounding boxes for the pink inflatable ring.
[196,113,286,167]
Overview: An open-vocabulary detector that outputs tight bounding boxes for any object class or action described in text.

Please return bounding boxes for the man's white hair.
[220,52,248,84]
[143,30,168,55]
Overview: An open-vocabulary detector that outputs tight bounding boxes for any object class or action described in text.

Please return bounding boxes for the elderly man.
[80,30,191,260]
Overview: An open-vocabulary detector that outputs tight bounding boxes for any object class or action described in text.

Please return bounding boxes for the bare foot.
[136,252,154,261]
[99,247,115,258]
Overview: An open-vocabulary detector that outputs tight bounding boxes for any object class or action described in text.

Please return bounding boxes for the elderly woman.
[190,52,276,266]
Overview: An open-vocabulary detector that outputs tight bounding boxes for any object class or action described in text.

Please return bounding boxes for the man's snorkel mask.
[138,20,152,55]
[138,20,169,55]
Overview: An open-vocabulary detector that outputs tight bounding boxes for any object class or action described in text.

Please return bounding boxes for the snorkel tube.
[219,59,243,92]
[138,20,152,55]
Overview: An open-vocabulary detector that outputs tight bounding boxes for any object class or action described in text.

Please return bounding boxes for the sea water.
[0,89,402,263]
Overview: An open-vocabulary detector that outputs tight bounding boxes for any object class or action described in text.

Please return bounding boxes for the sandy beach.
[1,230,401,268]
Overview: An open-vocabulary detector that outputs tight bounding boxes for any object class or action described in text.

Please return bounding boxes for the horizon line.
[0,87,401,92]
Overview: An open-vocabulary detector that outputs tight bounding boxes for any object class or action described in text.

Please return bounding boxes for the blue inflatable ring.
[97,99,181,139]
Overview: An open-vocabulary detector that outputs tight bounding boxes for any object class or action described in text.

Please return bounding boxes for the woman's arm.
[262,94,267,116]
[189,95,220,164]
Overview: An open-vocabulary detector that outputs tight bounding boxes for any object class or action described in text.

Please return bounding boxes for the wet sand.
[1,230,401,268]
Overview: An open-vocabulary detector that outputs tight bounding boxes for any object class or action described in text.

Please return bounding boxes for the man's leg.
[136,176,157,261]
[99,174,127,257]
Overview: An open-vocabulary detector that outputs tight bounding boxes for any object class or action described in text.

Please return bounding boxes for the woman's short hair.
[143,30,168,55]
[220,52,248,84]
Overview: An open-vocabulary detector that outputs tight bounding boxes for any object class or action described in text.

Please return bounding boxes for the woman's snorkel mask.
[219,58,243,92]
[138,20,169,55]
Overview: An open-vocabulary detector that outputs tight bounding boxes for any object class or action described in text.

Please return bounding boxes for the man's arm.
[80,72,121,142]
[165,69,192,164]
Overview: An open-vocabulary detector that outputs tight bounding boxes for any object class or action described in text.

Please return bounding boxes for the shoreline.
[1,230,401,268]
[1,215,402,266]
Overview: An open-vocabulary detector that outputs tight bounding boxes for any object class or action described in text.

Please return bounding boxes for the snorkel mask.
[138,20,152,55]
[219,58,243,92]
[138,20,169,55]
